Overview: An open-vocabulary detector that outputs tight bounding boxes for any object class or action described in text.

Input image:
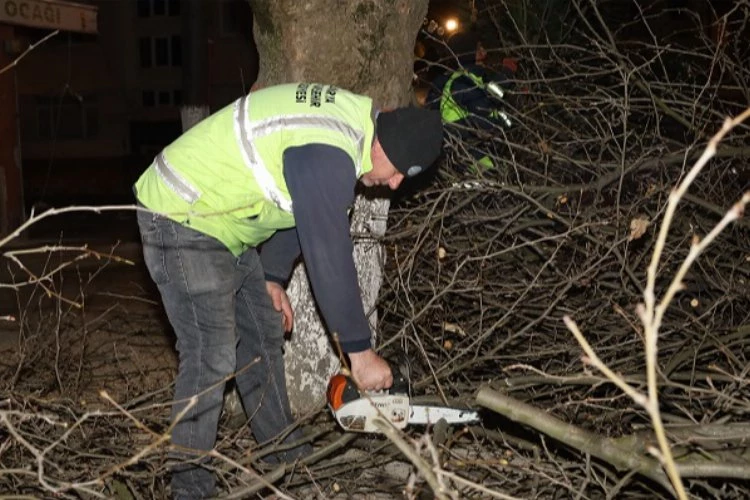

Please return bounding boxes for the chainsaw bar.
[408,405,479,426]
[332,395,480,433]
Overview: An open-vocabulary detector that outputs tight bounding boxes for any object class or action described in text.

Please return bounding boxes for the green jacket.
[440,70,487,123]
[134,83,375,255]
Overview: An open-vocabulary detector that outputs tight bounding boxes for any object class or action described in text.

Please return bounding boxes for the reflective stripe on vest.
[234,94,367,213]
[235,95,293,213]
[248,114,367,175]
[155,152,201,204]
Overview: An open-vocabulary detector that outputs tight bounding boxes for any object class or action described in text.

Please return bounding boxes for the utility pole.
[180,0,209,131]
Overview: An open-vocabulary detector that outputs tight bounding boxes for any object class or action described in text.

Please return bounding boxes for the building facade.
[0,0,99,234]
[1,0,257,234]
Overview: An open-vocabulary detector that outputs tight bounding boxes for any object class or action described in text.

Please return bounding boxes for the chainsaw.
[326,360,480,433]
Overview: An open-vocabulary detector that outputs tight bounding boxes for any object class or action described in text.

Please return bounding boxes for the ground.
[1,210,176,404]
[0,210,415,499]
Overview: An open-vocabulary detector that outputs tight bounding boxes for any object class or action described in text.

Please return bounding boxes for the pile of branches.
[375,1,750,498]
[2,3,750,499]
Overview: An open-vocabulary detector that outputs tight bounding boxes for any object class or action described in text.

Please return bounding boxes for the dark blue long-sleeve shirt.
[259,144,372,353]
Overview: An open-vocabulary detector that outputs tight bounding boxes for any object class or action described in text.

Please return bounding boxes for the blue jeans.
[137,210,309,499]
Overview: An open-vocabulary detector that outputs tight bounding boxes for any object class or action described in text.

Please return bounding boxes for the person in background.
[133,82,443,499]
[427,30,515,171]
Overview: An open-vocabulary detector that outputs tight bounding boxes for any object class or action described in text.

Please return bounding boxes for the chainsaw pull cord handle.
[326,374,359,410]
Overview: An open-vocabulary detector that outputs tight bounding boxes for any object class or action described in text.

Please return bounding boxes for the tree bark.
[247,0,428,414]
[476,386,750,483]
[475,386,674,491]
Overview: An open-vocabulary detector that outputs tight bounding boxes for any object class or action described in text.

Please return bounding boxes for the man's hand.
[349,349,393,392]
[265,281,293,333]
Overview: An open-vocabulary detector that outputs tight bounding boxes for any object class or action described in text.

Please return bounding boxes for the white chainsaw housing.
[333,394,410,433]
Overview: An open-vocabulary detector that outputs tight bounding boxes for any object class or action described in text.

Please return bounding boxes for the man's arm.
[283,144,392,390]
[452,66,512,129]
[259,227,301,286]
[259,228,301,333]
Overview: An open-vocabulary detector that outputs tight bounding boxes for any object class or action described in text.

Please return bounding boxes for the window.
[36,95,98,140]
[139,37,152,67]
[139,36,182,67]
[142,90,156,107]
[153,0,166,16]
[154,37,169,66]
[173,90,183,105]
[171,36,182,66]
[137,0,180,17]
[158,91,171,105]
[137,0,150,17]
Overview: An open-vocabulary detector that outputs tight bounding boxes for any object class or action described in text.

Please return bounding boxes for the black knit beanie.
[376,107,443,177]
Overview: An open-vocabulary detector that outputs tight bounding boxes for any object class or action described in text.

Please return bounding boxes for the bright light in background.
[444,18,459,33]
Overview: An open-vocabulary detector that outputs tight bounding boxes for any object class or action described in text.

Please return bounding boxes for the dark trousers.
[137,210,308,499]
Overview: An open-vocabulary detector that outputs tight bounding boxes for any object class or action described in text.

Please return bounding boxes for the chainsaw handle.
[327,356,410,410]
[386,358,410,396]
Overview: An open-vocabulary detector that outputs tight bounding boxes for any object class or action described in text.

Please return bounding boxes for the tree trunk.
[247,0,428,414]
